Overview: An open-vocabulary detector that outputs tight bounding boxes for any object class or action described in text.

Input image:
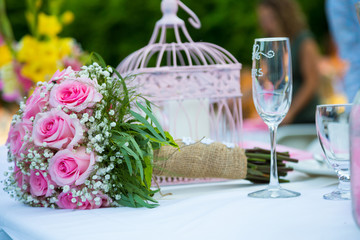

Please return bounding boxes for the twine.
[153,140,247,179]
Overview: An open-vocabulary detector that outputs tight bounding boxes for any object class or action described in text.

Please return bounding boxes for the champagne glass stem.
[338,176,350,191]
[269,124,280,188]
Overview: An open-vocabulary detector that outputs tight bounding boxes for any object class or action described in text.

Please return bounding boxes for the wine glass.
[249,37,300,198]
[316,104,352,200]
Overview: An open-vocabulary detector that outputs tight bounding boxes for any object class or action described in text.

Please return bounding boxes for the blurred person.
[317,36,348,104]
[326,0,360,103]
[257,0,321,124]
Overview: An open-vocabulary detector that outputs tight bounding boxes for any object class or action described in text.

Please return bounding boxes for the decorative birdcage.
[117,0,243,144]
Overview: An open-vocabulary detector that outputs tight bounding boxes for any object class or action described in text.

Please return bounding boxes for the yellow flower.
[16,32,77,84]
[61,11,74,25]
[17,36,38,62]
[0,44,12,67]
[58,38,73,58]
[38,13,62,37]
[17,36,70,83]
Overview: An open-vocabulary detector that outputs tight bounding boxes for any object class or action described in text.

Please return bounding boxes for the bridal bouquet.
[4,59,176,209]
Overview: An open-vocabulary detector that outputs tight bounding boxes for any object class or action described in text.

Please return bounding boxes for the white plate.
[287,160,337,177]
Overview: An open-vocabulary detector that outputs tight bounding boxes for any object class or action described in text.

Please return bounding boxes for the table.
[0,143,359,240]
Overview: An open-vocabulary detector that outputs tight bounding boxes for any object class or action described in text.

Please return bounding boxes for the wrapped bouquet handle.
[153,138,299,183]
[153,140,247,179]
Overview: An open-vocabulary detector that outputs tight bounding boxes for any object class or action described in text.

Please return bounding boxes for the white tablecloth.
[0,144,359,240]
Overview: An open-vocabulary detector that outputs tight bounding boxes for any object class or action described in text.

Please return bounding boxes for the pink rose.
[49,77,102,112]
[49,67,74,84]
[7,120,33,157]
[29,170,54,197]
[57,190,107,210]
[97,193,112,207]
[48,147,95,186]
[32,108,83,149]
[23,86,48,121]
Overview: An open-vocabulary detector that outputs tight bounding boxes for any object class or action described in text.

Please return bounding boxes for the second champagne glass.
[249,37,300,198]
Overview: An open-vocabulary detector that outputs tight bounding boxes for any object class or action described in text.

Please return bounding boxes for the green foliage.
[5,0,328,67]
[88,53,178,208]
[108,100,177,208]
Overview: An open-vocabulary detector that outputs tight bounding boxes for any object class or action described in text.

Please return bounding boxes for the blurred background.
[0,0,348,144]
[5,0,329,67]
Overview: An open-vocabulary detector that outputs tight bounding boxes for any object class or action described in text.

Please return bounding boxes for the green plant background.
[5,0,328,67]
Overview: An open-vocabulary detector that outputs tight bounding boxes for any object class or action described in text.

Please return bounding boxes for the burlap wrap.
[153,140,247,179]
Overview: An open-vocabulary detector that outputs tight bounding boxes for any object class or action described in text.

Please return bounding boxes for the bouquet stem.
[245,148,298,183]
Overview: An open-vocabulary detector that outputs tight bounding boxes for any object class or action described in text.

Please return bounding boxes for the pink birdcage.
[117,0,243,145]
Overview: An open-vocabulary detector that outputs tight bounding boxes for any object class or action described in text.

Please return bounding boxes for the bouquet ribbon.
[153,140,247,179]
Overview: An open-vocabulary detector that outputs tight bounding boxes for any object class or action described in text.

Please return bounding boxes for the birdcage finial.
[156,0,201,29]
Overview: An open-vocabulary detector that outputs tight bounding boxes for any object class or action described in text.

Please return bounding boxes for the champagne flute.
[249,37,300,198]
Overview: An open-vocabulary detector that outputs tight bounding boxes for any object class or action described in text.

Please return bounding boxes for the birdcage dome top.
[116,0,241,75]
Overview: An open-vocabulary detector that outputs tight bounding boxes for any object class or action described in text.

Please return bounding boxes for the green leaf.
[130,110,165,142]
[143,155,153,189]
[164,131,179,148]
[136,102,166,139]
[117,199,135,208]
[134,194,158,208]
[0,0,15,55]
[125,182,157,203]
[123,145,143,181]
[118,195,137,208]
[112,132,130,147]
[124,124,166,145]
[128,193,136,206]
[90,52,107,68]
[124,124,149,136]
[120,149,133,175]
[113,70,129,102]
[128,136,144,159]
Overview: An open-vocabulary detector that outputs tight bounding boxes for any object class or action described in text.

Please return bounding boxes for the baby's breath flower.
[70,113,77,119]
[102,71,110,77]
[63,185,70,193]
